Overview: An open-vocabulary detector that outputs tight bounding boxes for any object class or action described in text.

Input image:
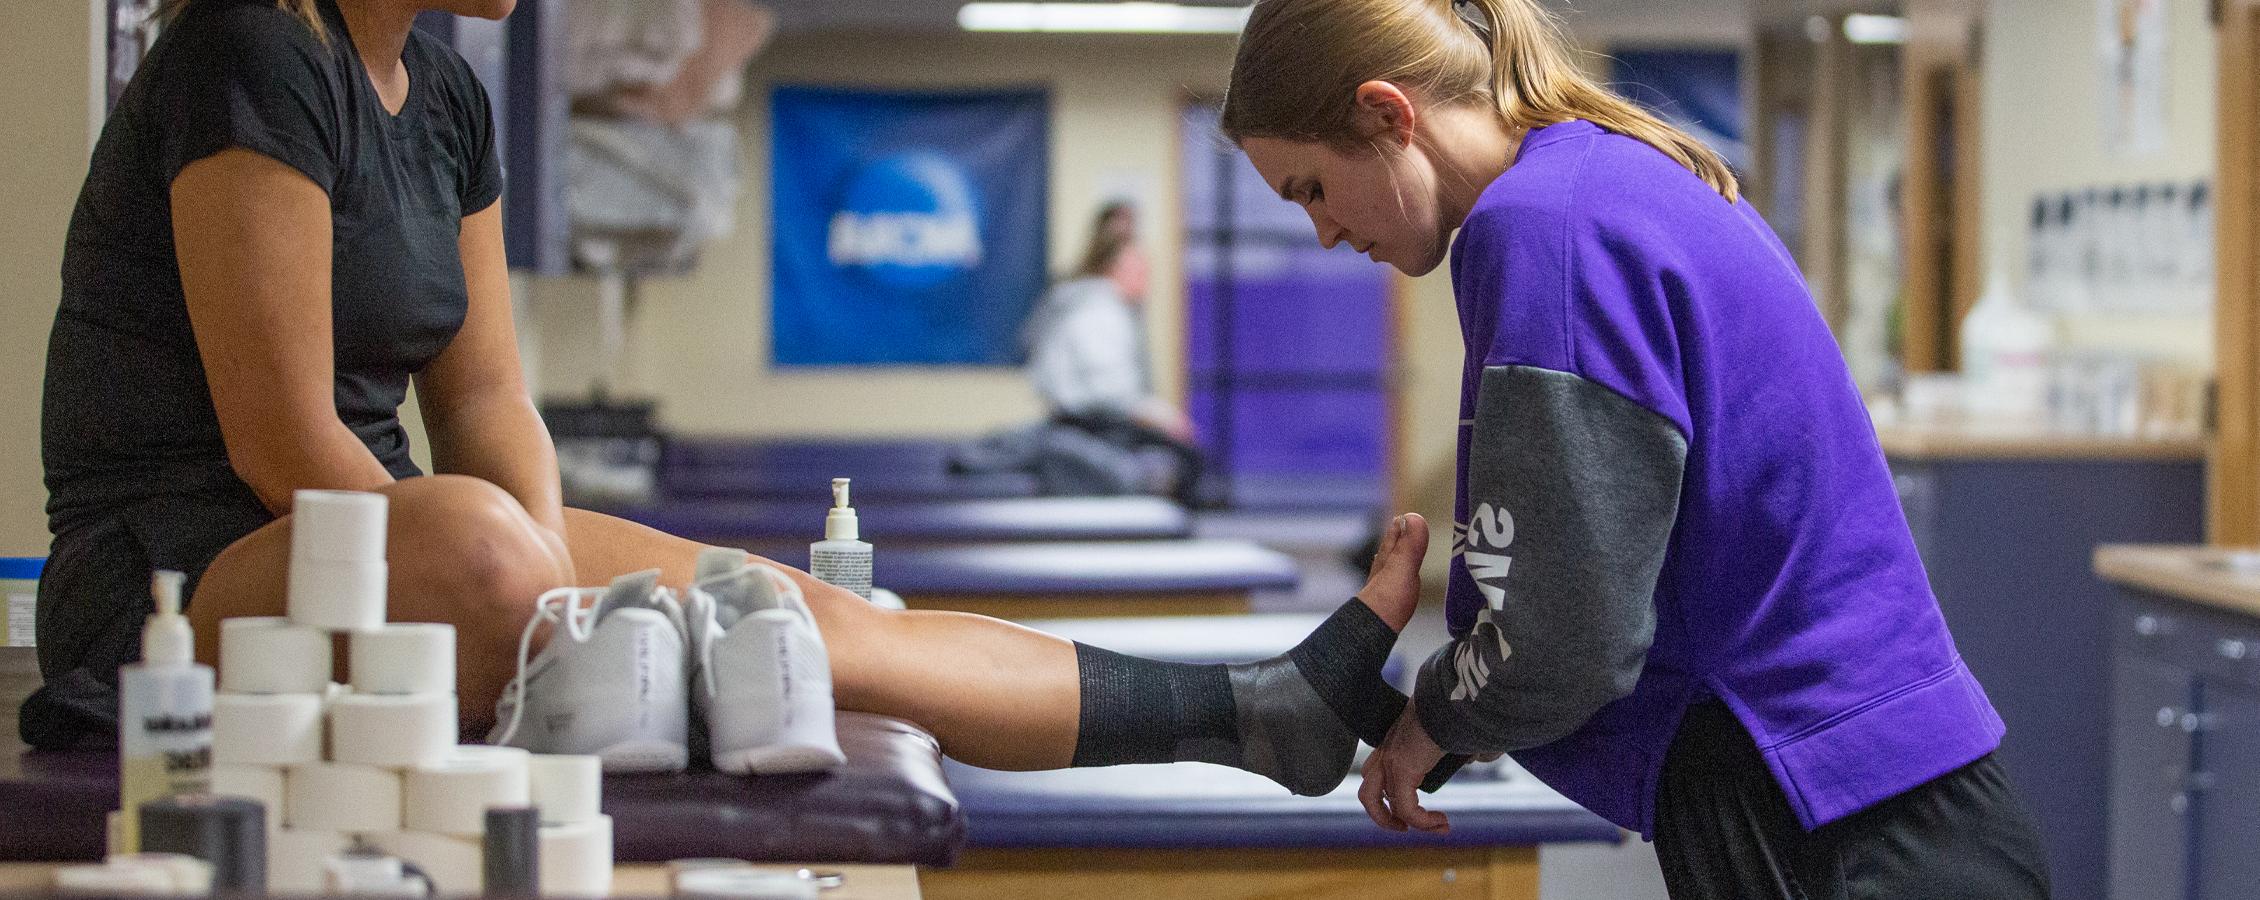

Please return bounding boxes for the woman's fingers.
[1357,512,1429,632]
[1383,754,1452,834]
[1358,749,1406,831]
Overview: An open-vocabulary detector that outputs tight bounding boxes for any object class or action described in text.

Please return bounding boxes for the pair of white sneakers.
[488,548,847,775]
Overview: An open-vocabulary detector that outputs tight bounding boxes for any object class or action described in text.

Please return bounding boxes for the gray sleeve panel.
[1413,366,1688,754]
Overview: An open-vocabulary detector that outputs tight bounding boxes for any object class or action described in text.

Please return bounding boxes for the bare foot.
[1355,513,1428,633]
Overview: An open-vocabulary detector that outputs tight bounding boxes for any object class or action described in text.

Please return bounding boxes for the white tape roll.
[539,815,613,897]
[290,490,388,563]
[673,868,819,900]
[367,831,483,896]
[527,754,602,825]
[287,558,387,633]
[219,618,333,695]
[284,763,402,833]
[208,764,285,830]
[329,693,457,768]
[212,693,322,766]
[403,746,531,836]
[266,830,350,895]
[349,624,456,695]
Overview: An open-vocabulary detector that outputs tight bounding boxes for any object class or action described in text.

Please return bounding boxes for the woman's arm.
[173,148,396,514]
[412,201,566,537]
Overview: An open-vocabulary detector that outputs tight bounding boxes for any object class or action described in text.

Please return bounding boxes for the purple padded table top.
[943,760,1618,850]
[0,714,962,867]
[605,496,1192,545]
[661,439,1041,502]
[862,540,1299,596]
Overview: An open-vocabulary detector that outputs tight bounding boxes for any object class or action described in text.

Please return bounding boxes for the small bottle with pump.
[809,478,873,600]
[118,570,214,854]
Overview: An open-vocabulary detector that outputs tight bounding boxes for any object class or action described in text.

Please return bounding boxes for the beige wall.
[0,1,98,555]
[1980,0,2217,365]
[528,31,1237,438]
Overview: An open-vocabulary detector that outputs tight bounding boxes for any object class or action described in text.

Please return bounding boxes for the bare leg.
[190,476,576,726]
[561,508,1080,770]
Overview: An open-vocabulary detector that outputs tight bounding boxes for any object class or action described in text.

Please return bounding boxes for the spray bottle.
[118,570,214,853]
[809,478,873,600]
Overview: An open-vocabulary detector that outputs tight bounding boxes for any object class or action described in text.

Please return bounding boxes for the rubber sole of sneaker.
[715,744,846,776]
[598,739,691,774]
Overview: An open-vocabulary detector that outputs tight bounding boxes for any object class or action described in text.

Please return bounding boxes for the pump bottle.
[809,478,873,599]
[118,570,214,853]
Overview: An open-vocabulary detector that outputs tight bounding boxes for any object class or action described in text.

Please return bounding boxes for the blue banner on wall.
[1609,49,1747,172]
[771,86,1049,366]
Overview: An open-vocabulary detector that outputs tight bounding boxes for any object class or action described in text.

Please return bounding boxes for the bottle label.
[809,548,873,600]
[4,591,31,647]
[118,668,214,853]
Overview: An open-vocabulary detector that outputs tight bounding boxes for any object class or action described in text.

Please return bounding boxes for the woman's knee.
[381,476,569,630]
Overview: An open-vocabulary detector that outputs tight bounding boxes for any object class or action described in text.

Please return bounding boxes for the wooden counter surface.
[2094,544,2260,619]
[1877,425,2207,462]
[0,863,922,899]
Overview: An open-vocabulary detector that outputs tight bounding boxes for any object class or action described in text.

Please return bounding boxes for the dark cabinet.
[2107,653,2193,900]
[2109,590,2260,900]
[1892,455,2204,900]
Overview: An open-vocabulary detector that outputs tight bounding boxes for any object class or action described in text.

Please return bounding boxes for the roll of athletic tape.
[55,854,214,896]
[290,490,388,563]
[526,754,601,825]
[266,830,350,895]
[672,868,819,900]
[538,815,613,897]
[403,746,531,836]
[209,764,285,831]
[329,692,457,768]
[284,763,402,833]
[213,693,323,766]
[220,618,333,695]
[287,558,387,633]
[368,830,484,896]
[348,623,456,695]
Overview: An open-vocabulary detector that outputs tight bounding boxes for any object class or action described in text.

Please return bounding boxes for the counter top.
[1876,424,2207,461]
[2094,544,2260,619]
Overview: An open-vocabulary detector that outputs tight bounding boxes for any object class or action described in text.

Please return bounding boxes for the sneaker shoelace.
[490,583,692,747]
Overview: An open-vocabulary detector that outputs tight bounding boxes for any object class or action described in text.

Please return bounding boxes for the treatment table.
[846,540,1301,619]
[605,495,1193,548]
[927,613,1621,899]
[0,713,963,868]
[661,438,1041,502]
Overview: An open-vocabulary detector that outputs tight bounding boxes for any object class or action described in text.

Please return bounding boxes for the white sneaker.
[687,548,846,774]
[491,569,691,773]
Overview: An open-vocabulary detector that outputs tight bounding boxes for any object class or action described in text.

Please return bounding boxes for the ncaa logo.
[827,152,986,290]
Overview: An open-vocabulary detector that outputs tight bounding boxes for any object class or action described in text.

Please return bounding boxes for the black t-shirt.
[43,0,502,529]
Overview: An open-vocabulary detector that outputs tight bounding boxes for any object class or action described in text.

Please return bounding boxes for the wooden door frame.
[2214,0,2260,544]
[1899,0,1985,373]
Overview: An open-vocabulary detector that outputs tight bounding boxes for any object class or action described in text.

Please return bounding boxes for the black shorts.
[1654,702,2052,900]
[19,486,271,750]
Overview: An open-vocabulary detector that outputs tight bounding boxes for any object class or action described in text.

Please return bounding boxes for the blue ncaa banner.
[771,86,1050,366]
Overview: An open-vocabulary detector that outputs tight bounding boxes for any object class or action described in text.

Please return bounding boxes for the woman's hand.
[1359,702,1452,834]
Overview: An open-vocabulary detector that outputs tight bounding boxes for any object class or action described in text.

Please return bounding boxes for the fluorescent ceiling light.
[959,2,1252,34]
[1842,14,1909,45]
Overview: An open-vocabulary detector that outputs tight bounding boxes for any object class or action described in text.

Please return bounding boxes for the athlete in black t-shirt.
[30,0,1442,799]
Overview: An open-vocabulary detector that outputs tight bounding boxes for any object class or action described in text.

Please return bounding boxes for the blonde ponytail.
[1223,0,1739,203]
[156,0,330,43]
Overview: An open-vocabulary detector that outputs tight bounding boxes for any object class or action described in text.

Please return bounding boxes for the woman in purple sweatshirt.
[1223,0,2051,895]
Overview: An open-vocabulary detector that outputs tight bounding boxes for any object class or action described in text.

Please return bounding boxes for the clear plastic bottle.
[118,570,214,853]
[1960,267,2057,428]
[809,478,873,600]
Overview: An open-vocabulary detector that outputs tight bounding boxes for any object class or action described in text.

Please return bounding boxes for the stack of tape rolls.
[204,490,613,896]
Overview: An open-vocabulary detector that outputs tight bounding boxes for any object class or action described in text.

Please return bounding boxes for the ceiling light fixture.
[1842,13,1909,45]
[958,2,1252,34]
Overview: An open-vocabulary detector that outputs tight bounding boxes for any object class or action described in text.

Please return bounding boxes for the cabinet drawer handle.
[2171,793,2189,814]
[2181,712,2219,733]
[2220,639,2250,660]
[2159,706,2180,727]
[2137,615,2162,637]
